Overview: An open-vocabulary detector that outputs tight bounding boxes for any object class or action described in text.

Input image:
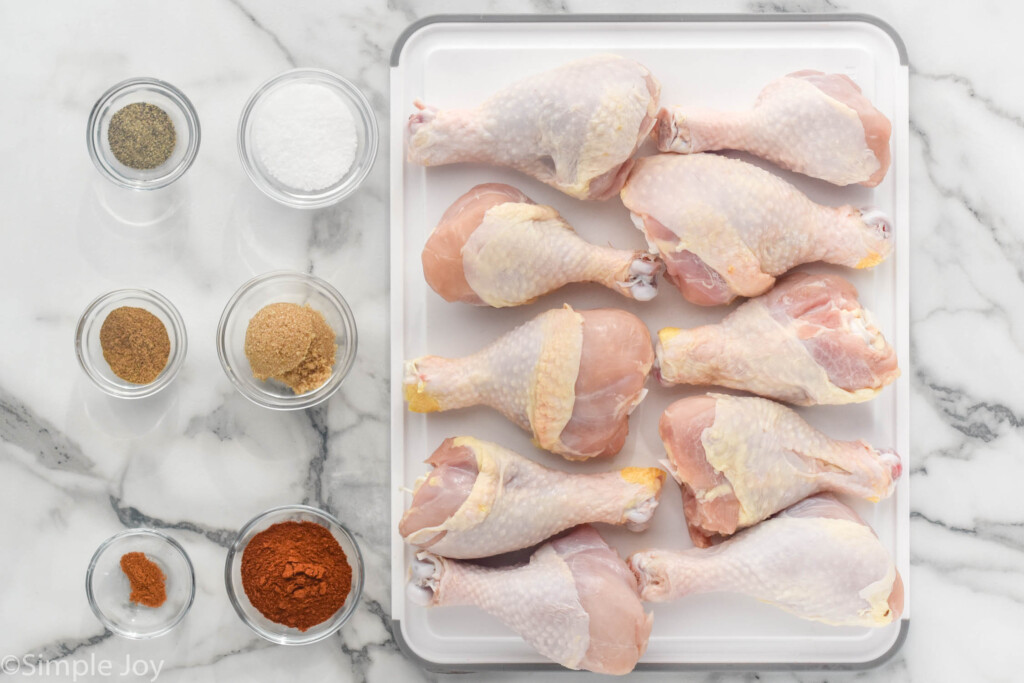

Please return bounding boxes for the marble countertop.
[0,1,1017,681]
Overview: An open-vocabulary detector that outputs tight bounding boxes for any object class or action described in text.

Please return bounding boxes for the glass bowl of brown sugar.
[75,288,188,399]
[87,77,201,190]
[216,271,358,410]
[225,505,365,645]
[86,529,196,639]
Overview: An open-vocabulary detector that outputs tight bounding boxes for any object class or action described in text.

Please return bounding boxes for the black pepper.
[108,102,176,170]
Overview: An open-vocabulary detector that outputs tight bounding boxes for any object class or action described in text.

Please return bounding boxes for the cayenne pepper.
[240,520,352,631]
[119,552,167,608]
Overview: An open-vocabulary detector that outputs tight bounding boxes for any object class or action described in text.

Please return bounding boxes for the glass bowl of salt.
[237,68,379,209]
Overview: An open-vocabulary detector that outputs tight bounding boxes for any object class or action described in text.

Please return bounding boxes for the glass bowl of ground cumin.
[87,77,201,190]
[225,505,364,645]
[76,288,188,399]
[86,529,195,639]
[217,271,357,410]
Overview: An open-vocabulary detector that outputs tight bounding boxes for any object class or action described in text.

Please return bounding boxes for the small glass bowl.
[87,77,201,190]
[237,68,379,208]
[75,288,187,399]
[86,529,195,639]
[225,505,364,645]
[217,271,357,410]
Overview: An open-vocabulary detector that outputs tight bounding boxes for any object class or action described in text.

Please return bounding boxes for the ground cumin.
[99,306,170,384]
[244,303,336,394]
[240,520,351,631]
[119,552,167,608]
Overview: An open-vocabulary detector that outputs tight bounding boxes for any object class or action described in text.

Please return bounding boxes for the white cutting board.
[390,14,909,671]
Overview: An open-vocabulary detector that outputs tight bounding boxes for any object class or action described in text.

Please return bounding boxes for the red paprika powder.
[119,552,167,608]
[240,520,352,631]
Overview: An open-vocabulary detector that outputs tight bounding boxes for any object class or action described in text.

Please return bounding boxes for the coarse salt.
[252,82,358,192]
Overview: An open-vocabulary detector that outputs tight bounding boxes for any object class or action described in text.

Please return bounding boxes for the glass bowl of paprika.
[86,529,196,639]
[225,504,364,645]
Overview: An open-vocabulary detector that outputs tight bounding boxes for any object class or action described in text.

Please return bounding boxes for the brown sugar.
[99,307,171,384]
[245,303,336,394]
[245,302,314,380]
[119,552,167,608]
[277,308,337,394]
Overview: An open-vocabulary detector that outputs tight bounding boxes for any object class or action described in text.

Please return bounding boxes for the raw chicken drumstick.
[410,525,652,675]
[405,306,654,460]
[400,436,666,558]
[407,54,660,200]
[656,70,892,187]
[628,494,904,628]
[656,271,899,405]
[423,183,661,306]
[621,153,892,306]
[660,394,901,547]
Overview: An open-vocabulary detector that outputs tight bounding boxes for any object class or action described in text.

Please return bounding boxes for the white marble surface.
[0,1,1018,681]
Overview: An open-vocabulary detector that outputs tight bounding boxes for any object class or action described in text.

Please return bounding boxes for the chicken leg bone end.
[408,553,443,606]
[878,448,902,496]
[655,107,691,153]
[626,552,669,602]
[622,255,662,301]
[856,207,893,269]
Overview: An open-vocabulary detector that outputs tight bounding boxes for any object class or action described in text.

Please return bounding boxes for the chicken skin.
[407,54,660,200]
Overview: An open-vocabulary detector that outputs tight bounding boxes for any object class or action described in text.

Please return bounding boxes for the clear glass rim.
[85,528,196,640]
[223,504,365,645]
[215,270,358,411]
[236,68,379,209]
[75,288,188,399]
[87,77,201,191]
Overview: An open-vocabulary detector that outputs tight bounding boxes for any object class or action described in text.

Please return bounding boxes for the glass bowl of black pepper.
[225,505,365,645]
[87,77,201,190]
[75,288,188,399]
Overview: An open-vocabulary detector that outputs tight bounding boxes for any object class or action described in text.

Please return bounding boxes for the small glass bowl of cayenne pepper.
[225,505,364,645]
[86,529,195,638]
